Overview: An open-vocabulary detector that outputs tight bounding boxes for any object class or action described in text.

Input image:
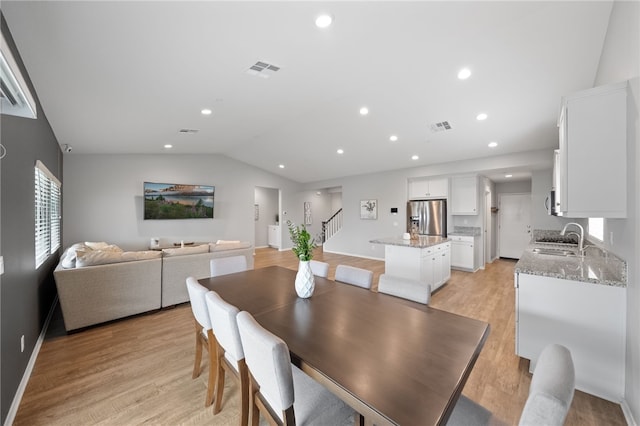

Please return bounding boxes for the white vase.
[295,260,315,298]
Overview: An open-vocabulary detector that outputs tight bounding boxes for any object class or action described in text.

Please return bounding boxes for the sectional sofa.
[53,241,254,331]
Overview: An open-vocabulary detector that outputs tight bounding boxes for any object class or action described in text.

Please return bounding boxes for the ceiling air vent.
[246,61,281,79]
[178,129,199,134]
[429,121,453,133]
[0,32,37,119]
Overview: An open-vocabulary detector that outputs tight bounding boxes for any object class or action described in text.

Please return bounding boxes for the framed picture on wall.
[304,201,312,225]
[360,199,377,220]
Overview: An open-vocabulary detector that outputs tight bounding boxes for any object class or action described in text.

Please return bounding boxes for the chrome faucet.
[560,222,584,254]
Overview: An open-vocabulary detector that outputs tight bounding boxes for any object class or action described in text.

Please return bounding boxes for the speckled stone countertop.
[449,226,481,237]
[515,244,627,288]
[370,236,450,249]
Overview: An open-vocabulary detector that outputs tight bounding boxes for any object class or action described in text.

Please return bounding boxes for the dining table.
[199,265,490,426]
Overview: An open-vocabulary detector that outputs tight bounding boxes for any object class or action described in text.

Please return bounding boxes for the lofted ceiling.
[1,1,612,183]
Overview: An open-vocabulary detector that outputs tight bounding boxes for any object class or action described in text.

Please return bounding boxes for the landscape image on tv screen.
[144,182,214,219]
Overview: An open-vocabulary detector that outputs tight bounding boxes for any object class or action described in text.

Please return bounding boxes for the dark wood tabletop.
[199,265,490,426]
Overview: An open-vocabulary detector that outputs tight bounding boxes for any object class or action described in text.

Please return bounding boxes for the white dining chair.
[335,264,373,289]
[185,276,217,407]
[210,255,247,277]
[205,291,249,425]
[447,344,575,426]
[309,260,329,278]
[378,274,431,304]
[236,311,356,426]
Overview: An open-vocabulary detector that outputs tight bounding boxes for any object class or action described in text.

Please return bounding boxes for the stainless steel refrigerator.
[407,199,447,237]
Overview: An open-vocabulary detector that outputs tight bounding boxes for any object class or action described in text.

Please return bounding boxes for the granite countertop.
[370,236,450,249]
[515,244,626,288]
[449,226,482,237]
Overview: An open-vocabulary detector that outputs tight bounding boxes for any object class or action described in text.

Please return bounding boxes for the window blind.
[35,160,61,269]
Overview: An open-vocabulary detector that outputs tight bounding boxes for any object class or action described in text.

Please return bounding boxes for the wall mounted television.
[144,182,214,219]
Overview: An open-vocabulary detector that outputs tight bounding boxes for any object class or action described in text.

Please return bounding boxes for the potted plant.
[286,220,317,298]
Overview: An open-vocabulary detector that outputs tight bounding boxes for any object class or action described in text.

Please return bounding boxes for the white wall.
[254,187,279,247]
[311,149,554,259]
[495,180,531,195]
[289,189,332,246]
[593,1,639,422]
[63,154,301,251]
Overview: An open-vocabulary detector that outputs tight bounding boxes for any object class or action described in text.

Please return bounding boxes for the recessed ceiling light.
[315,14,333,28]
[505,174,513,178]
[389,135,398,142]
[476,113,488,121]
[457,67,471,80]
[488,141,498,148]
[337,149,344,154]
[278,164,285,169]
[411,155,419,160]
[359,107,369,116]
[164,144,173,149]
[201,108,212,115]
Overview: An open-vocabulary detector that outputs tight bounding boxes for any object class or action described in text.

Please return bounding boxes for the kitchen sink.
[531,247,578,257]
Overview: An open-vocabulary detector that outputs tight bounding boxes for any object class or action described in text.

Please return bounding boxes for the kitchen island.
[370,236,451,292]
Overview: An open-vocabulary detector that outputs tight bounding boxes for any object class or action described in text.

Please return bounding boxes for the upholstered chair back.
[210,255,248,277]
[335,264,374,289]
[309,260,329,278]
[519,344,575,426]
[205,291,244,364]
[378,274,431,304]
[186,276,212,330]
[237,311,294,419]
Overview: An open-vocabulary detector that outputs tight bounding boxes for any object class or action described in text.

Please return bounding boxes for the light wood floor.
[14,247,626,425]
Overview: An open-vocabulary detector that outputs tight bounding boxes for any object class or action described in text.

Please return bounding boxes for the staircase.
[321,209,342,243]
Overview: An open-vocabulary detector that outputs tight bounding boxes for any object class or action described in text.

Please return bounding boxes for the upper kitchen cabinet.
[556,81,627,218]
[451,176,478,215]
[408,177,448,200]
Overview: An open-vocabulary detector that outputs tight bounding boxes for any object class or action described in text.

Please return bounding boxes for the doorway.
[254,187,280,248]
[498,193,531,259]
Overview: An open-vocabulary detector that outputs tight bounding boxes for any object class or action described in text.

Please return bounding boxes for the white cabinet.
[384,242,451,293]
[450,176,478,215]
[450,235,475,270]
[556,81,627,218]
[515,272,625,401]
[268,225,281,248]
[408,178,448,200]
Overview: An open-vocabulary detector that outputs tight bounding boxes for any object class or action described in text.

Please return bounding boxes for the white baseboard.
[4,296,58,426]
[322,249,384,261]
[621,399,638,426]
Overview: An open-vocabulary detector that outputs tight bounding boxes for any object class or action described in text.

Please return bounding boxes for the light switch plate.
[0,256,4,275]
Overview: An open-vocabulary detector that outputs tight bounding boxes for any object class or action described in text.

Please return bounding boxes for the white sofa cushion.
[162,244,209,257]
[210,241,251,252]
[76,249,160,267]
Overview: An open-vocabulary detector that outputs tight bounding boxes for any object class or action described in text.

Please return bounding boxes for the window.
[35,160,61,268]
[588,217,604,242]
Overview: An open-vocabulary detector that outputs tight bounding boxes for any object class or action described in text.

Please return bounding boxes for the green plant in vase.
[286,220,318,298]
[286,220,317,261]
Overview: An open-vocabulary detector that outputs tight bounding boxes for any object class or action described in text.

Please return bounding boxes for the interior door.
[498,193,531,259]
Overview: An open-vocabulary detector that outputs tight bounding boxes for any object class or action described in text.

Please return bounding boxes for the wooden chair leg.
[192,322,203,379]
[213,353,225,413]
[238,360,250,426]
[249,377,260,426]
[205,330,218,407]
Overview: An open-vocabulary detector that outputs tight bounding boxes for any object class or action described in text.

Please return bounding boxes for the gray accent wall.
[0,13,62,424]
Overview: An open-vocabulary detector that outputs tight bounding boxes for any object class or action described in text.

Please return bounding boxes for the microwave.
[546,190,559,216]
